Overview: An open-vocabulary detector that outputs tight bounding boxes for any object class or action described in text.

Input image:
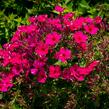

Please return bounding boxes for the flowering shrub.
[0,6,102,93]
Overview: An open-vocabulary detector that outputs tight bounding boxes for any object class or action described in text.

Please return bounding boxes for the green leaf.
[14,17,22,23]
[54,60,68,67]
[0,93,3,99]
[52,10,59,15]
[79,0,90,9]
[11,103,23,109]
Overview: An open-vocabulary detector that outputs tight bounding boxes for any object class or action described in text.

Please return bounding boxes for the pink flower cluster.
[63,60,99,81]
[0,6,102,92]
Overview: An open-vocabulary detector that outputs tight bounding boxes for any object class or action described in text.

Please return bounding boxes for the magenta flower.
[70,65,85,81]
[79,43,88,51]
[28,16,36,23]
[10,52,22,65]
[94,16,102,24]
[62,68,71,80]
[49,65,61,79]
[33,57,47,69]
[84,17,93,23]
[11,31,21,42]
[69,61,99,81]
[87,60,100,72]
[31,68,38,75]
[48,18,62,29]
[73,31,88,51]
[37,14,48,22]
[84,24,98,35]
[55,5,64,13]
[0,77,13,92]
[73,31,88,44]
[11,65,23,76]
[45,32,61,46]
[55,47,71,62]
[26,25,38,34]
[37,70,47,83]
[16,25,38,34]
[63,12,74,19]
[22,59,30,69]
[62,66,87,81]
[35,42,49,56]
[0,50,10,66]
[63,19,72,27]
[70,17,84,31]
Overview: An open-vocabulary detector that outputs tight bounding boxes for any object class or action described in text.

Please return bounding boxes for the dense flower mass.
[0,6,102,92]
